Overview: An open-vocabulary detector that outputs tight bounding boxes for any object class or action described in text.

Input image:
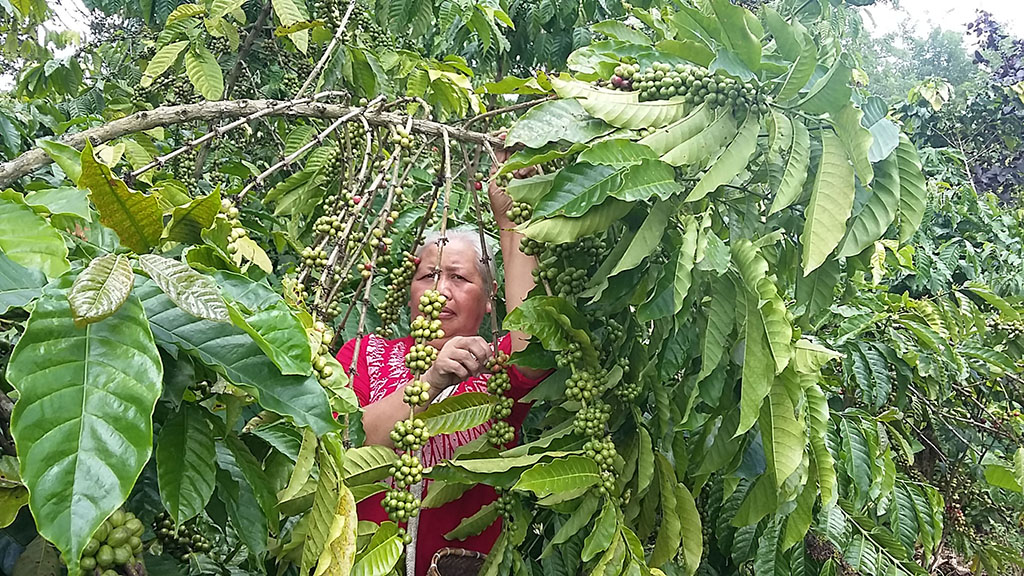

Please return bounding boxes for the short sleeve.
[497,334,550,401]
[336,336,372,407]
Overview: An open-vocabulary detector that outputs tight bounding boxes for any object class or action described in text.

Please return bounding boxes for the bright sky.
[861,0,1024,39]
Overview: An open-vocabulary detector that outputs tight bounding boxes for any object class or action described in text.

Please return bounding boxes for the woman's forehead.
[418,240,479,269]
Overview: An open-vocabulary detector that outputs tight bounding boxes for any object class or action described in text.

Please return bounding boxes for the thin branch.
[297,0,357,98]
[462,95,555,131]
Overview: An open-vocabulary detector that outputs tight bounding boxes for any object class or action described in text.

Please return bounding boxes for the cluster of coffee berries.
[506,201,533,226]
[301,246,329,269]
[382,488,420,523]
[81,509,145,574]
[377,252,418,336]
[585,435,618,496]
[495,487,515,517]
[153,512,212,562]
[986,315,1024,340]
[391,126,414,150]
[406,343,438,372]
[574,402,611,437]
[565,368,606,402]
[418,289,446,319]
[522,236,606,297]
[623,62,771,115]
[410,315,444,342]
[389,453,424,488]
[312,322,335,384]
[170,146,198,182]
[556,342,584,368]
[163,76,198,105]
[484,352,516,447]
[390,417,429,451]
[946,502,972,536]
[219,199,249,255]
[208,35,230,55]
[403,379,431,406]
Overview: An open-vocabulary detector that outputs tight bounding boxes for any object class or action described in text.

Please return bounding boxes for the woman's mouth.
[439,308,455,319]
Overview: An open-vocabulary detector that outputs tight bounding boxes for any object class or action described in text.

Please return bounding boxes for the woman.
[336,169,546,576]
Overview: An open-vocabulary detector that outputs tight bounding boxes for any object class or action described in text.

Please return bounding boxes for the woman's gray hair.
[417,227,498,281]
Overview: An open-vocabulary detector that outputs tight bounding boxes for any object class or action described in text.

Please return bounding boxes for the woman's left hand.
[487,146,514,225]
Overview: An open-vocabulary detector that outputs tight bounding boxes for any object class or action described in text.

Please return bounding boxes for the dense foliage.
[2,1,1024,576]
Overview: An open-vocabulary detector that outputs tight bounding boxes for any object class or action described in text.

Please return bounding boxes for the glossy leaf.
[894,134,927,242]
[80,141,163,254]
[582,499,617,562]
[768,115,811,214]
[156,403,217,524]
[577,139,657,167]
[139,254,230,322]
[831,102,874,185]
[579,94,693,130]
[421,392,496,435]
[838,153,900,257]
[68,254,134,325]
[343,445,398,485]
[185,46,224,100]
[533,162,623,218]
[806,384,837,507]
[796,55,852,116]
[351,522,402,576]
[24,187,90,218]
[140,40,188,87]
[0,190,69,279]
[7,285,162,574]
[521,199,632,244]
[685,112,760,202]
[801,129,855,275]
[612,159,681,201]
[137,280,338,435]
[0,253,45,314]
[506,99,613,148]
[610,197,674,276]
[677,483,702,576]
[512,455,600,498]
[163,190,221,244]
[445,501,499,541]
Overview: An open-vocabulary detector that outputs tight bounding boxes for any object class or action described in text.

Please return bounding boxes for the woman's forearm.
[497,220,537,354]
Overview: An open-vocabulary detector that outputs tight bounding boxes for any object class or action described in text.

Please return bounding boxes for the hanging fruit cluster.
[986,315,1024,340]
[170,146,199,182]
[312,321,335,384]
[602,61,770,115]
[153,512,213,562]
[485,351,515,447]
[521,236,606,297]
[219,198,250,256]
[80,508,145,574]
[376,252,419,337]
[382,287,447,541]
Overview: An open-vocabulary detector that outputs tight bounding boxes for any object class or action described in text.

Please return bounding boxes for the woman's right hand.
[422,336,493,392]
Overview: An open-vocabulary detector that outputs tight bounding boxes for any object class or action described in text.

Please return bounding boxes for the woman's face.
[409,239,492,346]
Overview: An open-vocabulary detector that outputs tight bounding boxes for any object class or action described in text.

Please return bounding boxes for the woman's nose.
[435,276,453,299]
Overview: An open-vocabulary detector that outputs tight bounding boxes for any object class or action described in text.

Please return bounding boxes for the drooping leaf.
[163,190,221,244]
[0,253,46,314]
[351,522,403,576]
[796,55,852,116]
[279,427,317,503]
[610,197,674,277]
[639,103,714,156]
[830,102,874,185]
[677,483,702,576]
[738,279,774,435]
[761,368,805,486]
[156,403,217,524]
[0,190,70,279]
[521,199,632,244]
[685,112,760,202]
[769,115,811,214]
[303,435,348,573]
[445,502,500,541]
[776,29,817,102]
[7,284,162,574]
[506,99,613,148]
[697,274,737,382]
[140,40,188,87]
[838,152,900,257]
[577,139,657,167]
[660,108,738,168]
[67,254,134,325]
[707,0,761,71]
[512,456,600,498]
[650,455,681,567]
[541,495,600,557]
[801,129,855,275]
[582,499,618,562]
[894,134,927,242]
[137,280,338,435]
[421,392,497,435]
[806,384,837,507]
[577,93,694,130]
[139,254,230,322]
[38,140,83,185]
[184,46,225,100]
[79,141,163,254]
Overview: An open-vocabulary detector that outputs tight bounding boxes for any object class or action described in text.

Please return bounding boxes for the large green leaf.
[768,114,811,214]
[894,134,927,242]
[533,163,623,218]
[163,190,221,244]
[139,254,230,322]
[760,368,805,485]
[342,445,398,485]
[677,483,702,576]
[184,46,224,100]
[838,153,900,257]
[650,455,681,567]
[541,495,600,557]
[671,216,699,315]
[733,240,792,374]
[24,187,90,218]
[521,198,631,244]
[697,274,736,382]
[0,190,69,279]
[738,282,774,435]
[512,455,600,498]
[156,403,216,524]
[140,40,188,87]
[421,392,497,435]
[351,522,402,576]
[800,129,855,275]
[504,296,598,366]
[685,112,759,202]
[79,141,163,254]
[444,502,500,541]
[7,284,163,574]
[577,139,657,167]
[582,500,618,562]
[215,444,268,554]
[707,0,761,71]
[806,384,836,507]
[271,0,308,52]
[612,159,681,201]
[610,197,674,276]
[577,94,694,130]
[776,29,817,101]
[0,253,45,314]
[38,140,83,185]
[781,466,817,550]
[638,103,714,156]
[660,108,738,168]
[137,280,338,435]
[830,102,874,185]
[506,99,613,148]
[795,55,852,116]
[303,435,345,573]
[68,254,134,325]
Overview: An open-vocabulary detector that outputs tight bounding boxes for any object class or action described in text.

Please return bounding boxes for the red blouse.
[336,333,544,576]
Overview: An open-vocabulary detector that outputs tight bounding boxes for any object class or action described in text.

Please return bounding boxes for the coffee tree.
[2,0,1024,575]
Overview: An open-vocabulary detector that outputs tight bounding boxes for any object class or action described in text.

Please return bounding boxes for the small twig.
[297,0,357,97]
[462,95,555,131]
